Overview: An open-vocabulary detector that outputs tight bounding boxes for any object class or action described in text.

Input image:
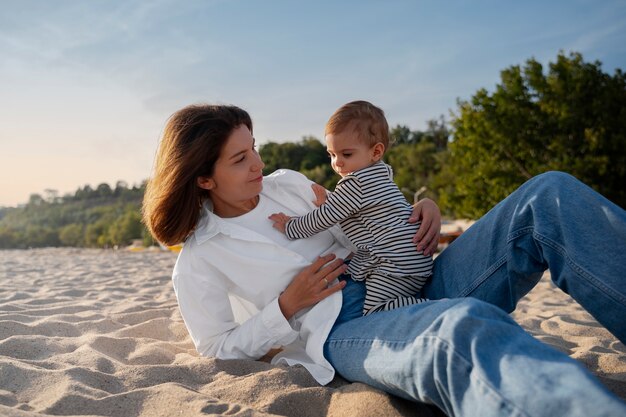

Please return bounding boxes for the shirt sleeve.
[284,175,363,239]
[172,250,299,360]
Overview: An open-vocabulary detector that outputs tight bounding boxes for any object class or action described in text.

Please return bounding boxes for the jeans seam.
[457,255,508,298]
[327,338,405,348]
[507,226,534,241]
[510,227,626,305]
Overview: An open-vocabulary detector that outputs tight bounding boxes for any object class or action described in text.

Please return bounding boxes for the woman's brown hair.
[142,104,252,245]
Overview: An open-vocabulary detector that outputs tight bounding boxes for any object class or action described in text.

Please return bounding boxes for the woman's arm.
[409,198,441,257]
[174,251,346,359]
[173,256,299,360]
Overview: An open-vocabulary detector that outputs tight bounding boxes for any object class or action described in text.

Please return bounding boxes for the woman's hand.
[409,198,441,257]
[311,183,328,207]
[278,254,347,320]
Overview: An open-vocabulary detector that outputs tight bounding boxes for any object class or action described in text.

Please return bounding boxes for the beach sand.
[0,247,624,417]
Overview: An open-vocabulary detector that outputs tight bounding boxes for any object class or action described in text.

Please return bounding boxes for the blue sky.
[1,0,624,207]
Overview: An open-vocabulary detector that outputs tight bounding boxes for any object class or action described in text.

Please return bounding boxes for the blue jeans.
[324,172,626,417]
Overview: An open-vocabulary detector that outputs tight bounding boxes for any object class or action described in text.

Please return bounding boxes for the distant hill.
[0,182,151,249]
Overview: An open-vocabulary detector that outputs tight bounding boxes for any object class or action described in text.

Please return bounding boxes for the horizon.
[1,0,625,207]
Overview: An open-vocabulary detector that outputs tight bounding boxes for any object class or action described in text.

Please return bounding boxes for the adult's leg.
[424,171,626,342]
[326,283,626,417]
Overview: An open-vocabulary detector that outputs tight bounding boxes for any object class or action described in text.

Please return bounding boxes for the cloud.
[568,20,626,56]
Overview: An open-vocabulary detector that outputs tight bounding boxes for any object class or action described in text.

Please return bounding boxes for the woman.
[143,104,626,417]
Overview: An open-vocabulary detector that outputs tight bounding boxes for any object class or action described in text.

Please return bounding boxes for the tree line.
[0,182,152,249]
[1,51,624,249]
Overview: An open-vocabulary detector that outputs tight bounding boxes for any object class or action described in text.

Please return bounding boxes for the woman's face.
[197,124,265,217]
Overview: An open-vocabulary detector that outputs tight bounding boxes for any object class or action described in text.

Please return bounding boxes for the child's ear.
[197,176,215,190]
[372,142,385,161]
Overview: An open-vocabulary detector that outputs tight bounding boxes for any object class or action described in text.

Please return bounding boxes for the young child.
[270,100,433,315]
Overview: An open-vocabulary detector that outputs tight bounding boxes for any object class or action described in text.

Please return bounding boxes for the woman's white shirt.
[225,190,345,263]
[172,169,355,385]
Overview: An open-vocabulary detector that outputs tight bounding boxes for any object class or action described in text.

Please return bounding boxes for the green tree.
[74,185,94,200]
[301,164,339,190]
[390,125,419,144]
[108,208,143,247]
[96,183,113,198]
[387,142,446,203]
[85,220,109,247]
[386,118,450,204]
[23,225,59,247]
[59,224,85,247]
[259,137,329,174]
[440,51,626,218]
[0,181,147,249]
[0,228,18,249]
[423,117,450,151]
[28,193,45,206]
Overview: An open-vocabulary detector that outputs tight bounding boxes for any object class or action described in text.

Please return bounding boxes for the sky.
[1,0,625,207]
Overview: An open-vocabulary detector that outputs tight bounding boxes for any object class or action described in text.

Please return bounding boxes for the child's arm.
[270,176,362,239]
[269,184,329,233]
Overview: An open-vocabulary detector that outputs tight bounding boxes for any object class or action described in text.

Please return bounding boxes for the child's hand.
[269,212,292,234]
[311,183,328,207]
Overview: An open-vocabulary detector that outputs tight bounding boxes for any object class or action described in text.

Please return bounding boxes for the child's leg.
[363,273,428,315]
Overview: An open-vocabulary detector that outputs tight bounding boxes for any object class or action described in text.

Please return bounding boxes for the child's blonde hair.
[324,100,391,149]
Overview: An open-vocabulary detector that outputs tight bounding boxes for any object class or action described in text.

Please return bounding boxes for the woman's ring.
[323,277,329,286]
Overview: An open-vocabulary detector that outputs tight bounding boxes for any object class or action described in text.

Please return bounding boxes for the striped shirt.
[285,161,433,282]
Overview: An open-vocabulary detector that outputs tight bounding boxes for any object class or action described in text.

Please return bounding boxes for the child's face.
[325,131,382,177]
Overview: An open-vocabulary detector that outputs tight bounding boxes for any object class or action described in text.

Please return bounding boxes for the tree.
[0,180,146,249]
[96,183,113,199]
[114,181,128,197]
[386,141,446,203]
[386,118,450,204]
[259,137,329,174]
[0,228,17,249]
[44,189,60,204]
[108,208,143,247]
[85,221,109,247]
[28,193,45,206]
[59,224,84,247]
[423,116,450,151]
[440,51,626,218]
[23,225,59,247]
[74,185,94,200]
[390,125,418,144]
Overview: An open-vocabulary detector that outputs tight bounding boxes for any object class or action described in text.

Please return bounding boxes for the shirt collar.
[193,198,275,245]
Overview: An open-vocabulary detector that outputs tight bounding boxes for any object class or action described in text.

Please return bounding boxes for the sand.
[0,247,624,417]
